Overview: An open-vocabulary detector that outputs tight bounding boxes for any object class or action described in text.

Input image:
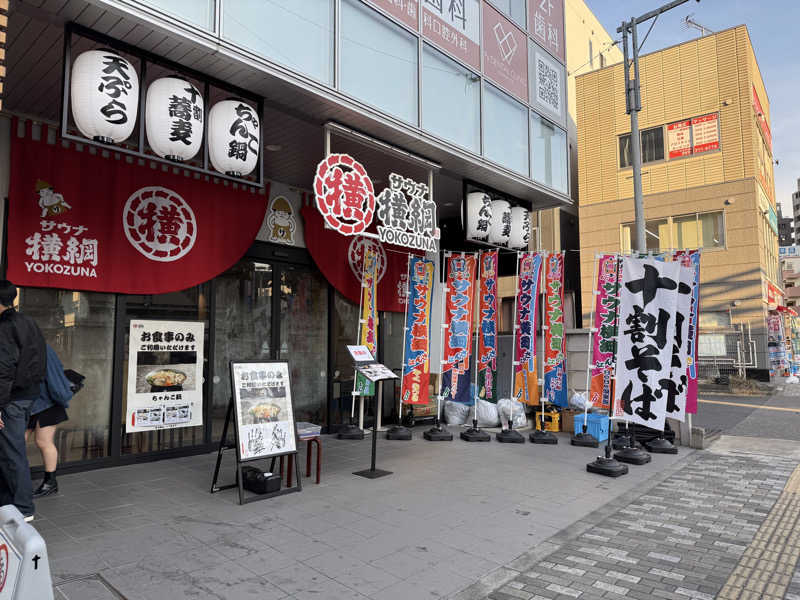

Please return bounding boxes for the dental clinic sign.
[313,154,439,252]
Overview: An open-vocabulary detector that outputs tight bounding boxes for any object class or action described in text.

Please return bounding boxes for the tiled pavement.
[476,442,800,600]
[39,429,688,600]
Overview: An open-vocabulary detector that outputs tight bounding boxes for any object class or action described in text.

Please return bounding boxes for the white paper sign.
[347,345,375,363]
[231,361,296,460]
[126,320,205,433]
[613,257,680,430]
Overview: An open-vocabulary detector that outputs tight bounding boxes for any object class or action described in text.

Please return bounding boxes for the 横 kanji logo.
[314,154,375,236]
[348,236,387,285]
[123,186,197,262]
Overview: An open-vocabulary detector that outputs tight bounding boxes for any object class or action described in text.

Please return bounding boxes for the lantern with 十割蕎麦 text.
[208,99,260,177]
[70,49,139,144]
[488,199,511,247]
[145,77,204,162]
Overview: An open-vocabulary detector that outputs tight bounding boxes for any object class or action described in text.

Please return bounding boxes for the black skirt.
[28,405,69,429]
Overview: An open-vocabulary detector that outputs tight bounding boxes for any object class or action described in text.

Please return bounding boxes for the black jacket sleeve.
[0,322,19,407]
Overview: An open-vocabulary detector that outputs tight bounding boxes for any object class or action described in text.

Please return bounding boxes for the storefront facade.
[1,0,572,472]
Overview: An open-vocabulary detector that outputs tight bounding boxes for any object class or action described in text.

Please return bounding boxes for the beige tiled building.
[575,25,778,368]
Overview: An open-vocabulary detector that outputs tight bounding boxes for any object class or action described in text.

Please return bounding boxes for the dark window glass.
[619,127,665,168]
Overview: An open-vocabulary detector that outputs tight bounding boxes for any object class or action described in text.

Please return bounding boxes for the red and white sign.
[7,120,267,295]
[528,0,565,64]
[364,0,418,30]
[752,85,772,153]
[422,0,480,71]
[483,3,528,102]
[301,205,415,313]
[313,153,375,236]
[768,282,782,306]
[667,119,691,159]
[691,113,719,154]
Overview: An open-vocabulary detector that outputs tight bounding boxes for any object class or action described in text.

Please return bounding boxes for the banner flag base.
[353,468,392,479]
[571,432,599,447]
[529,430,558,444]
[614,444,652,465]
[496,429,525,443]
[386,425,413,440]
[645,436,678,454]
[587,455,629,477]
[460,427,491,442]
[338,424,365,440]
[424,423,454,441]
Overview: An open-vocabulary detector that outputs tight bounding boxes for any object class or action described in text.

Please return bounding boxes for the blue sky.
[585,0,799,215]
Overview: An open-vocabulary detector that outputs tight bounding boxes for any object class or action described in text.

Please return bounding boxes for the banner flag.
[355,246,378,395]
[477,251,499,403]
[513,252,542,406]
[613,256,681,430]
[544,252,567,407]
[401,256,435,405]
[767,314,787,376]
[589,255,621,411]
[664,262,694,423]
[791,317,800,377]
[674,250,701,413]
[440,254,477,404]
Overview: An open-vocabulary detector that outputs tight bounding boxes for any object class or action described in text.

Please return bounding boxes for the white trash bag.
[443,400,470,425]
[467,399,500,428]
[787,375,800,384]
[568,390,592,412]
[497,398,527,429]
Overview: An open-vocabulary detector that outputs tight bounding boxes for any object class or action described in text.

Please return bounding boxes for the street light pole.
[618,0,695,253]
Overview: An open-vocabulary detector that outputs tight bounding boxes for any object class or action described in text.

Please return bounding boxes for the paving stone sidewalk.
[469,450,800,600]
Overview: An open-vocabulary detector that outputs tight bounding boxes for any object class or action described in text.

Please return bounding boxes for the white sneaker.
[23,514,34,523]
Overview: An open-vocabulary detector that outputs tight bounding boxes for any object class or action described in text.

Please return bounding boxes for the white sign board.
[231,361,297,460]
[347,345,374,363]
[357,363,398,382]
[126,320,205,432]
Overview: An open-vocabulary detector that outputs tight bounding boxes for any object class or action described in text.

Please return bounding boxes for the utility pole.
[618,0,695,253]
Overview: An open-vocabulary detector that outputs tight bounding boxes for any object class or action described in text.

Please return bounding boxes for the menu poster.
[126,320,204,433]
[692,113,720,154]
[230,361,297,461]
[357,363,399,382]
[667,120,691,159]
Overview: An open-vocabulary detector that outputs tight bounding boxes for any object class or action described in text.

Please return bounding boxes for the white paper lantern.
[208,99,260,176]
[70,49,139,144]
[509,207,531,249]
[146,77,204,162]
[465,191,492,243]
[488,200,512,247]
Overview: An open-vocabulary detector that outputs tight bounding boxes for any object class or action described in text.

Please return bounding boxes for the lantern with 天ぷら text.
[70,49,139,144]
[509,206,531,249]
[145,77,204,162]
[465,191,492,243]
[488,199,511,247]
[208,99,260,176]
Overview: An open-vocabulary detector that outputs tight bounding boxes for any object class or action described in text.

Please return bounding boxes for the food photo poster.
[126,320,205,432]
[230,361,297,460]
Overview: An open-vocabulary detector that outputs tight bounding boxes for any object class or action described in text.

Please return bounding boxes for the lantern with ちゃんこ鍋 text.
[488,199,511,247]
[208,99,260,177]
[508,206,531,250]
[465,191,492,243]
[145,77,204,162]
[70,49,139,144]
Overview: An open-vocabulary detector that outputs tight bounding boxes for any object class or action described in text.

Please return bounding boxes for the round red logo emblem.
[313,154,375,236]
[348,237,387,284]
[0,543,8,592]
[123,186,197,262]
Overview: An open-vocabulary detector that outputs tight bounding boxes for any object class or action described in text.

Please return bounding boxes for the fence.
[695,325,763,381]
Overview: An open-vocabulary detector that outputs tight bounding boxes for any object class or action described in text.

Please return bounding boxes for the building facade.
[576,25,779,373]
[0,0,577,471]
[792,178,800,244]
[778,205,793,246]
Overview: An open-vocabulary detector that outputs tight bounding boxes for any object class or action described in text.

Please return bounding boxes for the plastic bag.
[787,376,800,384]
[568,390,592,412]
[496,398,527,429]
[443,400,470,425]
[467,399,500,427]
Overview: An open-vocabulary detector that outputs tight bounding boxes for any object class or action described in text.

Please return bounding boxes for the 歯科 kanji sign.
[528,0,565,64]
[543,252,566,407]
[401,256,434,405]
[422,0,481,71]
[440,254,476,404]
[364,0,419,30]
[7,120,266,295]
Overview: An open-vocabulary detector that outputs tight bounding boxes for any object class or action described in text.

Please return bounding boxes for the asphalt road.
[693,390,800,442]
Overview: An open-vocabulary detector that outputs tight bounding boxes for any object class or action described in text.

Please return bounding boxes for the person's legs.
[33,423,59,498]
[0,399,34,515]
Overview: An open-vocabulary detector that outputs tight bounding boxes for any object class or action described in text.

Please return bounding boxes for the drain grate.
[54,573,127,600]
